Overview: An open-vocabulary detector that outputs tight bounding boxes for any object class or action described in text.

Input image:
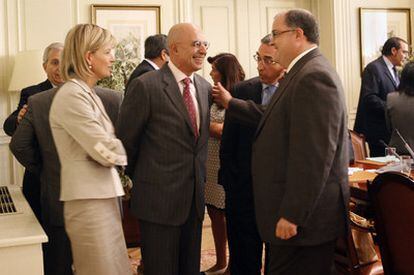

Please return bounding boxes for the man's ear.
[161,49,169,61]
[42,62,47,72]
[170,43,178,55]
[295,28,304,40]
[391,47,398,56]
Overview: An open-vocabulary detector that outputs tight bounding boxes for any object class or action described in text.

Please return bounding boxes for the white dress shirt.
[168,62,200,130]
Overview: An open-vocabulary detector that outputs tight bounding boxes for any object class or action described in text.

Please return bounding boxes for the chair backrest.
[369,172,414,274]
[350,129,368,162]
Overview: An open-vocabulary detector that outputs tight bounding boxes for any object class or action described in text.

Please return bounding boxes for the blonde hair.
[61,24,116,81]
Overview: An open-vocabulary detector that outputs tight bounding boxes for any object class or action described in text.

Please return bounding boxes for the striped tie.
[182,77,199,139]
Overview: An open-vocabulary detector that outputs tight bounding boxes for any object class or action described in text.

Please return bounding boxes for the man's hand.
[209,122,223,139]
[275,217,298,240]
[212,82,232,109]
[17,104,28,123]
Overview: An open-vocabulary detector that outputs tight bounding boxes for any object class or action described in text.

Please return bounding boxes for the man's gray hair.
[261,34,273,45]
[43,42,63,64]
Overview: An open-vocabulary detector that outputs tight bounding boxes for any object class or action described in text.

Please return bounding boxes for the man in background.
[354,37,409,156]
[4,42,64,222]
[9,85,122,275]
[117,23,211,275]
[213,9,349,274]
[220,34,284,275]
[125,34,169,92]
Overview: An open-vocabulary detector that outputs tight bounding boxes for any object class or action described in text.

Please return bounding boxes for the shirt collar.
[286,46,318,73]
[261,82,279,90]
[383,55,394,70]
[168,61,194,84]
[145,58,160,70]
[70,78,93,94]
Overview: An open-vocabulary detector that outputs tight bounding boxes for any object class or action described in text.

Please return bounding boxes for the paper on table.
[348,167,363,175]
[366,156,400,163]
[376,162,404,173]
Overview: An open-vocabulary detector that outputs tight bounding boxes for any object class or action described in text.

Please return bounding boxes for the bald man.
[117,23,211,275]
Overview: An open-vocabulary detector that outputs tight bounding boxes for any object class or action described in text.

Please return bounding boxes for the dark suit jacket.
[386,91,414,155]
[229,49,349,246]
[3,79,53,136]
[220,77,261,198]
[125,59,155,92]
[9,87,122,226]
[354,56,398,145]
[117,64,211,226]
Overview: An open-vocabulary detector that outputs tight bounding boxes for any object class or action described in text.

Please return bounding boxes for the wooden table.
[349,160,414,190]
[354,159,386,170]
[349,170,377,191]
[349,160,384,190]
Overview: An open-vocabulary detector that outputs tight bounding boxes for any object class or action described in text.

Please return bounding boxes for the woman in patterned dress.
[203,53,245,274]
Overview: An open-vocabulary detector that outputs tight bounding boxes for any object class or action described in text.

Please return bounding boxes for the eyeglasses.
[402,50,412,57]
[253,54,277,65]
[192,40,210,49]
[271,29,296,38]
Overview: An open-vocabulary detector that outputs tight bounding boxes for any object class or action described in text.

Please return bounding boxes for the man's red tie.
[182,77,199,139]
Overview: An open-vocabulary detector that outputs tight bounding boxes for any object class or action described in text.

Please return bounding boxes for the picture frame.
[91,4,161,91]
[359,8,411,72]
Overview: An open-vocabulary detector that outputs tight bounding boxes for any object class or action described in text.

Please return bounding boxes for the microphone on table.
[395,129,414,159]
[379,139,401,158]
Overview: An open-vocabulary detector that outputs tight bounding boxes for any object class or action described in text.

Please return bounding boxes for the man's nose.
[199,45,207,54]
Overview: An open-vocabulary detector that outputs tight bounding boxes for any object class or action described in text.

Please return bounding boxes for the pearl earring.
[88,64,92,69]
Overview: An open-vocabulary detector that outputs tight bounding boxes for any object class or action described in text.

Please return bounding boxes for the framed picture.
[359,8,411,72]
[91,5,161,91]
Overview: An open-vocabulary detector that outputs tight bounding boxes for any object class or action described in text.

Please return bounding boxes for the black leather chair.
[369,172,414,274]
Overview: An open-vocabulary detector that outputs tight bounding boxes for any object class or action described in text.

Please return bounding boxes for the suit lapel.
[69,79,113,128]
[255,48,321,138]
[161,66,197,137]
[379,57,398,89]
[41,79,53,91]
[254,80,263,103]
[194,75,208,143]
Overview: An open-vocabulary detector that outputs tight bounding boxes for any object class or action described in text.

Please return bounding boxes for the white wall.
[0,0,312,186]
[0,0,180,186]
[1,0,414,186]
[330,0,414,128]
[193,0,311,79]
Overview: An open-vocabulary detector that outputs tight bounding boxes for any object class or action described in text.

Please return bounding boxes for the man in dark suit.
[117,23,211,275]
[213,9,349,274]
[125,34,169,92]
[9,86,122,275]
[4,42,64,222]
[354,37,409,156]
[220,34,284,275]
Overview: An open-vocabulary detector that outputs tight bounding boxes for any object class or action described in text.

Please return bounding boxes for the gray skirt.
[64,198,132,275]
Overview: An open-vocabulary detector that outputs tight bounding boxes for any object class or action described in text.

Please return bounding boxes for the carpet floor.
[127,215,226,274]
[128,247,219,274]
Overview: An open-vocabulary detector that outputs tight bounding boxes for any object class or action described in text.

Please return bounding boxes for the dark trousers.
[22,170,42,222]
[267,240,336,275]
[43,223,73,275]
[368,142,385,157]
[139,200,202,275]
[226,191,266,275]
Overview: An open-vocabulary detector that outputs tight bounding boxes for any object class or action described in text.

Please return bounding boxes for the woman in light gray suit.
[387,61,414,155]
[49,24,132,275]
